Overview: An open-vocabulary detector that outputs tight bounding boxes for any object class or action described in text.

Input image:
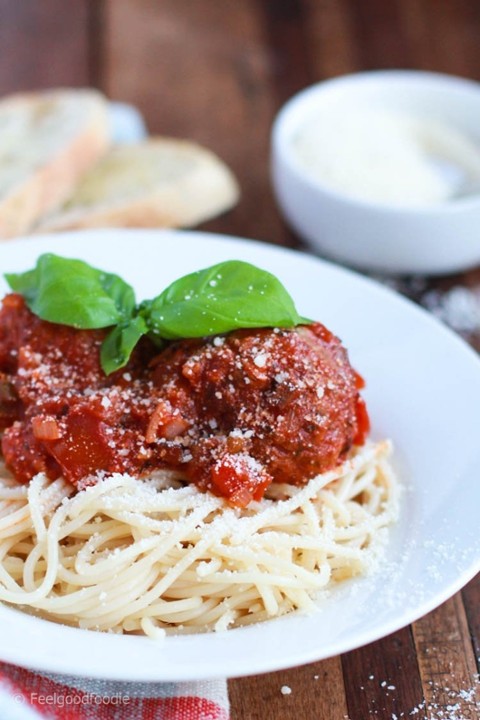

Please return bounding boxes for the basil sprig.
[5,254,308,374]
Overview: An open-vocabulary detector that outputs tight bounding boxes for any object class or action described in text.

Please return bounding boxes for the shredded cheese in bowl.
[293,109,480,207]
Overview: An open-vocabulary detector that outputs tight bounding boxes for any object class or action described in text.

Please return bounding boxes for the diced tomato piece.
[145,400,189,443]
[210,454,272,508]
[45,407,118,484]
[353,397,370,446]
[353,370,366,390]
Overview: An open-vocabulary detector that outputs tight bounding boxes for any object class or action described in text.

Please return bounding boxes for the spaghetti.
[0,440,397,638]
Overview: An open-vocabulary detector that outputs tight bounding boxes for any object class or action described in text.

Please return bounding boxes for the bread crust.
[0,89,110,238]
[36,139,240,232]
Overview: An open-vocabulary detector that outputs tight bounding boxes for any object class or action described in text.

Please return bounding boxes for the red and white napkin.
[0,662,229,720]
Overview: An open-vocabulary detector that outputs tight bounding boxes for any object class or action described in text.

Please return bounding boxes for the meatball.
[0,293,368,507]
[150,323,369,506]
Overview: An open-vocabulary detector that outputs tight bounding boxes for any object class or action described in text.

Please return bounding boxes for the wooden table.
[1,1,479,717]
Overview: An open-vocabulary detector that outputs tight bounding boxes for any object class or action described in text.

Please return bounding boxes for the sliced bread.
[0,89,110,238]
[36,138,240,232]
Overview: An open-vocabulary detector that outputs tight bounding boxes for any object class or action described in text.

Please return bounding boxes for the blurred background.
[2,0,479,249]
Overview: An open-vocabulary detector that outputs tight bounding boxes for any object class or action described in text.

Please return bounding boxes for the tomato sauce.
[0,294,369,507]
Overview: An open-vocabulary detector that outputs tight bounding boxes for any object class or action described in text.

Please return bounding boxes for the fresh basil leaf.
[100,315,149,375]
[4,267,37,304]
[145,260,304,340]
[99,272,136,320]
[5,254,135,329]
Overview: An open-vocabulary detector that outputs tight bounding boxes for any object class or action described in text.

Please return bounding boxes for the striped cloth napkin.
[0,662,229,720]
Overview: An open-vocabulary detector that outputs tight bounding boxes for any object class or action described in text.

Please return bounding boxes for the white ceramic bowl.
[271,71,480,275]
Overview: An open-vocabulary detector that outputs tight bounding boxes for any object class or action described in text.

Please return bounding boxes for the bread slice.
[36,138,240,232]
[0,89,110,238]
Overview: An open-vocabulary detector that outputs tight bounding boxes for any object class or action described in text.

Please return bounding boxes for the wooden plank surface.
[0,1,479,718]
[0,0,91,93]
[102,0,290,245]
[413,593,479,719]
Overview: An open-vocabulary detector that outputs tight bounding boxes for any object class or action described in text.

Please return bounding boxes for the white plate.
[0,229,479,681]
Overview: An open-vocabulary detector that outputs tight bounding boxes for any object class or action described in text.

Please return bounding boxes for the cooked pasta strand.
[0,441,398,637]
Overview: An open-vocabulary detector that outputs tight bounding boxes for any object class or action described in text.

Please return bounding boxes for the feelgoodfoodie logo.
[15,691,131,708]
